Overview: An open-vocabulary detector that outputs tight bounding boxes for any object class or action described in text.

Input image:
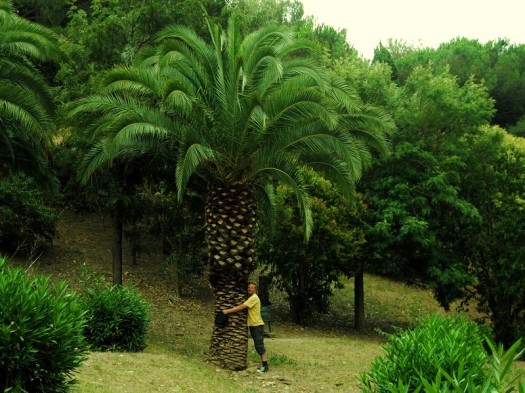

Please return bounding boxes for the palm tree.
[68,16,393,370]
[0,0,61,186]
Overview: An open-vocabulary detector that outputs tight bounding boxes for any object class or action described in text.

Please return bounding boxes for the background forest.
[2,0,525,371]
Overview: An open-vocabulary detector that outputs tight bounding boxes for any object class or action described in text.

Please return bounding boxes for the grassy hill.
[8,210,450,393]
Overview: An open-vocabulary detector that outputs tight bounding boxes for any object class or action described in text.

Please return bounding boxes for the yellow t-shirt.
[243,293,264,327]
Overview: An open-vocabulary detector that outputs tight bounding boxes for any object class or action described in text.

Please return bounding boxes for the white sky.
[300,0,525,59]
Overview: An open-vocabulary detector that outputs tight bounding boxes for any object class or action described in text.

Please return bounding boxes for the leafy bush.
[0,173,59,254]
[360,314,489,392]
[0,257,88,392]
[81,282,151,352]
[419,338,525,393]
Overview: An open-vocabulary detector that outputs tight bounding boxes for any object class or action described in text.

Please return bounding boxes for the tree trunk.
[210,274,249,370]
[258,274,272,307]
[206,183,257,370]
[112,200,123,286]
[172,254,180,298]
[354,266,365,330]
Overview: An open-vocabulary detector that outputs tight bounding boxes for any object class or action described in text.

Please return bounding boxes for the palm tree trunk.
[206,183,257,370]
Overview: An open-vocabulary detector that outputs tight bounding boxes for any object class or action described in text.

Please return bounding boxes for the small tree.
[260,172,367,325]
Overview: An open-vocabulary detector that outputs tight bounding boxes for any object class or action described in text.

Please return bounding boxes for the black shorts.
[249,325,266,356]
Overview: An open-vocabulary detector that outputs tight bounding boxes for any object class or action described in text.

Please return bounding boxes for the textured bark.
[206,183,257,370]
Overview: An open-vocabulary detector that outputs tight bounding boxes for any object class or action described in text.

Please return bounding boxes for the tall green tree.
[372,42,398,81]
[462,126,525,347]
[0,0,61,188]
[361,66,494,307]
[68,16,392,370]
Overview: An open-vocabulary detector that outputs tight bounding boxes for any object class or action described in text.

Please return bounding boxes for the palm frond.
[341,105,395,155]
[325,77,362,112]
[242,26,294,72]
[0,15,61,61]
[303,155,359,200]
[176,143,217,201]
[100,67,164,97]
[0,1,59,185]
[78,135,165,183]
[111,123,171,145]
[0,85,52,134]
[0,55,55,114]
[155,24,216,73]
[254,181,277,234]
[0,0,12,14]
[164,90,194,118]
[79,139,118,183]
[249,151,313,240]
[247,55,284,97]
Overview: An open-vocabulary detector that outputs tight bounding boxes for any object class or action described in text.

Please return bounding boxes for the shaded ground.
[9,209,215,356]
[12,208,209,296]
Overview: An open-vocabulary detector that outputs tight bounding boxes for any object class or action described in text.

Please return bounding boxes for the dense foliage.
[361,314,525,393]
[0,173,59,254]
[0,257,88,392]
[420,339,525,393]
[360,314,490,392]
[383,37,525,133]
[361,66,494,306]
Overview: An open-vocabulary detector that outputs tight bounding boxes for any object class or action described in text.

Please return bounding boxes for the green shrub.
[360,314,489,392]
[81,284,151,352]
[0,257,88,393]
[0,174,59,254]
[419,338,525,393]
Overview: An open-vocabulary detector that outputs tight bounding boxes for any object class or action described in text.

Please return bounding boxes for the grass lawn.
[71,274,445,393]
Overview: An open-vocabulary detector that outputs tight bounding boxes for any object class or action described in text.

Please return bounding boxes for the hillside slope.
[7,209,445,392]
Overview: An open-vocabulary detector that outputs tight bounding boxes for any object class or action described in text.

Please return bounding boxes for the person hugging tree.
[222,282,269,372]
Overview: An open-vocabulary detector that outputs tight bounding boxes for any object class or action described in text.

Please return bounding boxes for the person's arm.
[223,303,248,314]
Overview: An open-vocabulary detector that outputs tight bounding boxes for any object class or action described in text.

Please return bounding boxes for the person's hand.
[222,309,227,315]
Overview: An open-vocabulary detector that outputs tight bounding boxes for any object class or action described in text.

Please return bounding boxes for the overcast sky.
[300,0,525,59]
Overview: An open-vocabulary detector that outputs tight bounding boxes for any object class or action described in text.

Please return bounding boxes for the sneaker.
[257,366,269,373]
